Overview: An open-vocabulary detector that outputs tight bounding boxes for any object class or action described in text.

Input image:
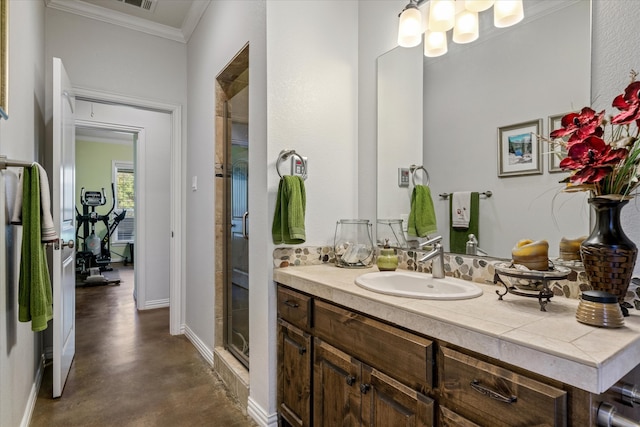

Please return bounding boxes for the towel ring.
[410,165,429,186]
[276,149,308,180]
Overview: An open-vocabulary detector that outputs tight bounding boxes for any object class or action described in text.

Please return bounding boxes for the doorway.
[72,97,176,318]
[74,127,135,289]
[215,45,250,369]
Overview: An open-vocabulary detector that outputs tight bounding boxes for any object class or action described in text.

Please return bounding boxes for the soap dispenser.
[466,234,478,255]
[377,239,398,271]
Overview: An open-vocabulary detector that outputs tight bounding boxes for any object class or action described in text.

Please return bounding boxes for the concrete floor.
[30,264,257,427]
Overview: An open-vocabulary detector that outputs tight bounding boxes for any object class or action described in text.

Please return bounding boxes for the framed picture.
[0,0,7,120]
[497,119,542,177]
[548,113,569,173]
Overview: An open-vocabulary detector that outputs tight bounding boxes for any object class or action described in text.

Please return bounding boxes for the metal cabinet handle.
[360,383,371,394]
[298,346,307,355]
[242,211,249,239]
[54,239,75,250]
[470,379,517,404]
[346,375,356,386]
[284,300,299,308]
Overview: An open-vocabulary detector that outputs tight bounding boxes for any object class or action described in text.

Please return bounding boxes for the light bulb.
[429,0,455,32]
[453,10,479,44]
[424,31,448,57]
[398,4,423,47]
[464,0,495,12]
[494,0,524,28]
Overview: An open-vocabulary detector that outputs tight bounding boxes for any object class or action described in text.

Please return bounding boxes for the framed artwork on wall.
[548,113,569,173]
[497,119,543,177]
[0,0,7,120]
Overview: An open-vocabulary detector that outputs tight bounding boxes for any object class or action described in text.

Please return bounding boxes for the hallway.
[30,265,256,427]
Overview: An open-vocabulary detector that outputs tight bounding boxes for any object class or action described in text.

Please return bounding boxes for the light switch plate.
[398,168,410,187]
[291,156,308,177]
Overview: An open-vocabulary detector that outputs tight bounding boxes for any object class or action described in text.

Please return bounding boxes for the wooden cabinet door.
[361,365,434,427]
[313,338,361,427]
[278,319,312,427]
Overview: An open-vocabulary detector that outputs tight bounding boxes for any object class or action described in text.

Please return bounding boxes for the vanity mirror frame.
[376,0,592,259]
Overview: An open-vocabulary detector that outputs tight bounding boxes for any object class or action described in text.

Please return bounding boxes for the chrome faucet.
[418,235,445,279]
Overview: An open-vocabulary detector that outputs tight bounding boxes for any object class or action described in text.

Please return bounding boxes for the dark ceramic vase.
[580,198,638,308]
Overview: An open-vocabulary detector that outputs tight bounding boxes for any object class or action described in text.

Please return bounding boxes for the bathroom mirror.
[377,0,592,259]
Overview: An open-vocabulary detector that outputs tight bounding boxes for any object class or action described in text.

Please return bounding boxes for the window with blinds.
[113,161,135,243]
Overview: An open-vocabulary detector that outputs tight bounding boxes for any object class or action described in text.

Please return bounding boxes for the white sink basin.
[355,271,483,300]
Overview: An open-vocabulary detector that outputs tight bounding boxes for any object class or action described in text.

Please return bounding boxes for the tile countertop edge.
[273,265,640,394]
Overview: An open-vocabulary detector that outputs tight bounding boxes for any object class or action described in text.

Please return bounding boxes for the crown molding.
[44,0,210,43]
[182,1,210,42]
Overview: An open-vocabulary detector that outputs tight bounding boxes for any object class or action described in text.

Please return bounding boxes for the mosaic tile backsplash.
[273,246,640,310]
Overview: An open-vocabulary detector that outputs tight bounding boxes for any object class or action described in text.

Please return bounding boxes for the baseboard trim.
[183,324,213,366]
[20,354,45,427]
[140,298,169,310]
[247,396,278,427]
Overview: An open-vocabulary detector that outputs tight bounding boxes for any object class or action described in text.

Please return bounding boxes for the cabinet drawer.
[438,406,481,427]
[314,300,433,392]
[277,286,312,331]
[439,346,567,427]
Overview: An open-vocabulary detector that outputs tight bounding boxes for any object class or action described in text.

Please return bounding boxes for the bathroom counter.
[273,264,640,394]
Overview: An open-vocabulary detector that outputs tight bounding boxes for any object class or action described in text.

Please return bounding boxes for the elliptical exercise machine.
[75,184,127,284]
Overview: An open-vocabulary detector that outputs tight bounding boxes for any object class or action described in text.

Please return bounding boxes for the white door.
[52,57,76,398]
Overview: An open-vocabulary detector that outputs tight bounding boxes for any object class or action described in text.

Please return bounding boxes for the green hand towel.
[18,167,53,332]
[450,192,480,254]
[408,185,437,237]
[272,176,306,244]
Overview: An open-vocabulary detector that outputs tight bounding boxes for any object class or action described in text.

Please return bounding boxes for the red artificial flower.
[550,107,604,145]
[559,135,628,184]
[611,81,640,126]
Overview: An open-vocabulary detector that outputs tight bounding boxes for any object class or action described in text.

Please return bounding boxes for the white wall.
[44,8,186,107]
[185,0,269,421]
[592,1,640,277]
[187,1,359,423]
[265,0,360,420]
[0,2,46,427]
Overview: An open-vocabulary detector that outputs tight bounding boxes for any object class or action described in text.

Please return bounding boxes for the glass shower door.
[225,90,249,367]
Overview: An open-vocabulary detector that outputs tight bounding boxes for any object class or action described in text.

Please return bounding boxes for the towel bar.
[410,164,429,186]
[0,155,33,170]
[439,191,492,199]
[276,149,307,180]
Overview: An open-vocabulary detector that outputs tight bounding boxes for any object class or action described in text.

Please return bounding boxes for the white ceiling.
[44,0,210,43]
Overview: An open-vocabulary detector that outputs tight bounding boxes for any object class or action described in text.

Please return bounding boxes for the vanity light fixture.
[493,0,524,28]
[396,0,524,57]
[424,30,448,57]
[465,0,494,12]
[397,0,423,47]
[452,9,479,44]
[428,0,455,32]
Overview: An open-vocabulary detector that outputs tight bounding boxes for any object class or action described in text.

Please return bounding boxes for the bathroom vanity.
[274,264,640,427]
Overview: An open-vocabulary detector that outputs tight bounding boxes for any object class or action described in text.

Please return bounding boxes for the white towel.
[11,164,59,243]
[451,191,471,228]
